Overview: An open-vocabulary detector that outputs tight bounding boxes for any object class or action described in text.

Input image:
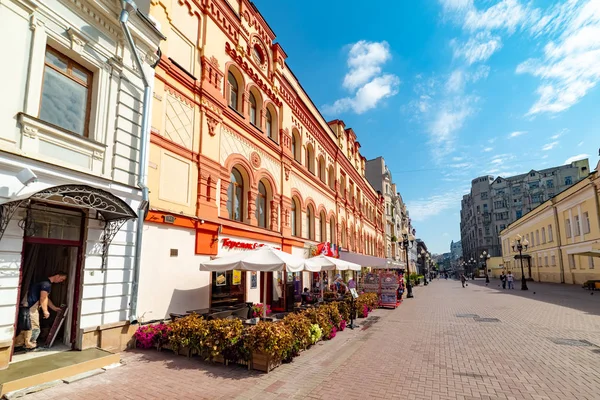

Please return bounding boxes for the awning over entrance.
[386,259,406,270]
[338,250,388,268]
[567,243,600,257]
[0,184,137,268]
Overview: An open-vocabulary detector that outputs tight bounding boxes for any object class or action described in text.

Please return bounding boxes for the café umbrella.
[199,246,308,318]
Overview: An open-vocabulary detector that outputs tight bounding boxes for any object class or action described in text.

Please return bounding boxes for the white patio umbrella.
[199,246,307,317]
[306,255,360,299]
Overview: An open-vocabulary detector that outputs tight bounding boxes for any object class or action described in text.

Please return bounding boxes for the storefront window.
[211,270,244,306]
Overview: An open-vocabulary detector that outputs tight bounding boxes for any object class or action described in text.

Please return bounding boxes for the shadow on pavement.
[124,349,263,380]
[470,278,600,317]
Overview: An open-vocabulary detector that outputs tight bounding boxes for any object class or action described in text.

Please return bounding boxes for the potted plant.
[168,314,209,357]
[246,322,294,373]
[205,318,244,364]
[281,312,312,354]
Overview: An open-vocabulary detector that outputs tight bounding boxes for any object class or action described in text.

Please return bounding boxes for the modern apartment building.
[460,159,590,261]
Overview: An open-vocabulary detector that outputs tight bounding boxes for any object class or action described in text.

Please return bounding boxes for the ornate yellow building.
[139,0,386,317]
[501,163,600,285]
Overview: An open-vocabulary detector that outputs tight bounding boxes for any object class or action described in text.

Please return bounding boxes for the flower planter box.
[213,354,226,365]
[177,346,194,358]
[251,351,281,373]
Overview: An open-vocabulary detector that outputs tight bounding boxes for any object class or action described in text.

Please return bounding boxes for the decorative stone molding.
[250,151,261,169]
[283,164,290,181]
[22,125,38,139]
[67,28,88,54]
[206,114,219,137]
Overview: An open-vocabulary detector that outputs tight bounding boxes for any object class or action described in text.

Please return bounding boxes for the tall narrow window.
[256,181,267,228]
[291,198,299,237]
[40,47,92,136]
[566,219,572,238]
[541,227,546,243]
[328,166,335,190]
[227,168,244,221]
[266,108,273,140]
[292,130,301,162]
[574,215,581,236]
[548,224,553,241]
[584,212,591,234]
[228,71,239,111]
[318,158,326,182]
[330,218,336,244]
[249,92,257,126]
[319,211,326,241]
[306,145,315,174]
[306,206,315,240]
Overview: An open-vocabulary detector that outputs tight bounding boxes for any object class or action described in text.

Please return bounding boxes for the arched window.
[319,211,327,242]
[306,205,315,240]
[306,144,315,174]
[330,218,336,244]
[318,158,326,183]
[328,166,335,190]
[249,92,257,126]
[266,108,274,141]
[256,181,267,228]
[227,71,239,111]
[227,167,244,221]
[291,197,300,237]
[341,225,346,248]
[292,130,301,162]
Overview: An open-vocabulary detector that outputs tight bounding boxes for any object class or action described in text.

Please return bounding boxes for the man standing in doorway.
[15,272,67,350]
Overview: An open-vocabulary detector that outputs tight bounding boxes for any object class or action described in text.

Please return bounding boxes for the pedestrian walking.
[460,273,467,288]
[500,270,506,289]
[507,271,514,289]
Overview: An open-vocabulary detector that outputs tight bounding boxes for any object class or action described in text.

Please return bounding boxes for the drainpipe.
[119,0,157,322]
[552,199,565,284]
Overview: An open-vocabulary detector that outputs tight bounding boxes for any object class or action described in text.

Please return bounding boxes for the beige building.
[500,163,600,285]
[461,160,590,262]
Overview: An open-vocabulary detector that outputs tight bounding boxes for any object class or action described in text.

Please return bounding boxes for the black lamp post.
[469,257,475,279]
[420,250,429,286]
[402,227,416,298]
[480,251,491,284]
[511,234,529,290]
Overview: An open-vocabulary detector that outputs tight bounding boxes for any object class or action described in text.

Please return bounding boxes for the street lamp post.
[402,227,416,298]
[511,234,529,291]
[469,257,475,279]
[420,250,429,286]
[480,251,491,285]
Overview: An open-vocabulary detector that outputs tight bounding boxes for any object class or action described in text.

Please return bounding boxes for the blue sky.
[254,0,600,254]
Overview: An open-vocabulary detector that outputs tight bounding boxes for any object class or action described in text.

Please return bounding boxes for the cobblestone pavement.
[23,279,600,400]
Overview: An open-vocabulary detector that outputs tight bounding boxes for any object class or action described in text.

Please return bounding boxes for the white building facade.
[0,0,163,369]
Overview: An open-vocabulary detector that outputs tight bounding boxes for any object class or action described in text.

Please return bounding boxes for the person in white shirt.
[507,271,514,289]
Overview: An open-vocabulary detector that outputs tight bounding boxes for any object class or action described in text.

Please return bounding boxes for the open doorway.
[11,206,84,363]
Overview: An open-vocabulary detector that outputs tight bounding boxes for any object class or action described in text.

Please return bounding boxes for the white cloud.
[517,0,600,115]
[488,137,497,143]
[446,69,465,93]
[483,147,493,152]
[453,32,503,64]
[429,96,477,156]
[452,156,464,161]
[578,141,584,146]
[463,0,530,33]
[508,131,527,138]
[564,153,589,164]
[324,75,400,114]
[406,187,468,222]
[324,41,400,115]
[542,141,559,151]
[439,0,472,13]
[342,41,392,90]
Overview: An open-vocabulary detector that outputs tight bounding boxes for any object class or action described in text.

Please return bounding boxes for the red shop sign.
[221,238,280,250]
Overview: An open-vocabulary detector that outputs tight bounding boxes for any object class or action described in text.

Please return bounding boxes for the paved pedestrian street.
[24,280,600,400]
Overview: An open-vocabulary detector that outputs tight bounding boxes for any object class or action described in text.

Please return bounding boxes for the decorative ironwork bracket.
[0,200,25,243]
[101,218,128,270]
